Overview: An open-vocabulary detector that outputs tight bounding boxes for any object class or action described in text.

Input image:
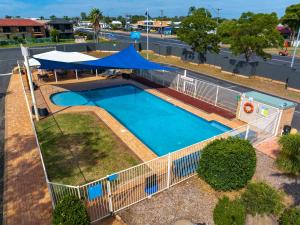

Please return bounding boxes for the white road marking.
[294,111,300,114]
[0,73,12,77]
[226,85,237,89]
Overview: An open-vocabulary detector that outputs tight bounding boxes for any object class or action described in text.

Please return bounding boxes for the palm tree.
[89,8,103,43]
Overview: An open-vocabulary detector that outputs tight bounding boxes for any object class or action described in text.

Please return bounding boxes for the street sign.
[130,31,141,41]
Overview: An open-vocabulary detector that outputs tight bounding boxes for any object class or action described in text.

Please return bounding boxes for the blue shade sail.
[33,44,175,71]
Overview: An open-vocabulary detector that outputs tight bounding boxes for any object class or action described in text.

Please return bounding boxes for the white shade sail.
[28,50,98,67]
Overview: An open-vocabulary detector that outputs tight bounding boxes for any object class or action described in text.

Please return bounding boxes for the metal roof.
[245,91,297,109]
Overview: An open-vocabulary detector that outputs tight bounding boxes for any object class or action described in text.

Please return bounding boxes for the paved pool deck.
[37,77,244,162]
[3,73,52,225]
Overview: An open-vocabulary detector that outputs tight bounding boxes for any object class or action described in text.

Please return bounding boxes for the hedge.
[213,196,246,225]
[241,182,284,216]
[53,195,90,225]
[197,137,256,191]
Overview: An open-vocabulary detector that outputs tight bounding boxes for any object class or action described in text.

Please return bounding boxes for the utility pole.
[291,27,300,68]
[216,8,221,26]
[146,8,149,59]
[160,9,163,38]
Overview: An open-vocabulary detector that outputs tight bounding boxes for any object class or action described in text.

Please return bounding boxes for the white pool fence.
[17,61,280,223]
[48,111,279,223]
[134,69,241,114]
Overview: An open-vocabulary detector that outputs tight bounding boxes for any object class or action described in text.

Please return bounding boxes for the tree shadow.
[4,133,52,223]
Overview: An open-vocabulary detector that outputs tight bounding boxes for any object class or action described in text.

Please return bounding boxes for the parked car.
[279,49,289,56]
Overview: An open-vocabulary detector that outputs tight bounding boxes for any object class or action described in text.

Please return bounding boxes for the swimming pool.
[51,84,231,156]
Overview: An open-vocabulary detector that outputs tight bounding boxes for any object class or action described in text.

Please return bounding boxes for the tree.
[188,6,197,16]
[63,16,70,21]
[281,4,300,43]
[130,15,146,24]
[223,12,283,61]
[89,8,103,43]
[217,20,237,44]
[80,12,87,20]
[276,134,300,176]
[177,8,220,56]
[50,28,59,42]
[50,15,56,20]
[53,195,90,225]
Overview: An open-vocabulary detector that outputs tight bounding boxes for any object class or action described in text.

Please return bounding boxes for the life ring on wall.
[243,102,254,113]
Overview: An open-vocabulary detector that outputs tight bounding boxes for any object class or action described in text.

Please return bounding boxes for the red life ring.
[243,102,254,113]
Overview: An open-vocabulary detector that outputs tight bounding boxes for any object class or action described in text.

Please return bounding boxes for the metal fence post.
[106,177,113,213]
[176,74,180,91]
[193,80,198,97]
[245,125,250,140]
[214,86,220,106]
[77,186,81,199]
[167,153,171,188]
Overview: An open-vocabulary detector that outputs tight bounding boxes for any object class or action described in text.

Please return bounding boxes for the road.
[102,30,300,69]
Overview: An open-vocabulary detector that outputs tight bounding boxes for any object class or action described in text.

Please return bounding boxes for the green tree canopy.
[130,15,146,24]
[89,8,103,31]
[281,4,300,40]
[222,12,283,61]
[89,8,103,43]
[80,12,87,20]
[50,28,59,42]
[50,15,56,20]
[177,8,220,55]
[217,20,237,44]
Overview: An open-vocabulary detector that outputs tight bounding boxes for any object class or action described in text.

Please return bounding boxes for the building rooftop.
[47,18,73,25]
[245,91,297,109]
[0,18,43,27]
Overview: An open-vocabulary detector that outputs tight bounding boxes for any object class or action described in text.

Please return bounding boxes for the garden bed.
[36,112,141,185]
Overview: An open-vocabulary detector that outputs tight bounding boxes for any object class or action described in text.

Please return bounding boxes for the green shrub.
[53,195,90,225]
[279,207,300,225]
[197,137,256,191]
[213,197,246,225]
[276,134,300,175]
[241,182,284,216]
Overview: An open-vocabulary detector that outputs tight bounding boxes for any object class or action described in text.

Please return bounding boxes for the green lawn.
[36,112,141,185]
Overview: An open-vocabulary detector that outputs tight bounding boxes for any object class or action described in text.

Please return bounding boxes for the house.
[111,21,123,29]
[0,18,45,40]
[136,20,172,32]
[45,18,74,39]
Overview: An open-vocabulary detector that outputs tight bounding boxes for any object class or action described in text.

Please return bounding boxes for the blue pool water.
[51,84,231,156]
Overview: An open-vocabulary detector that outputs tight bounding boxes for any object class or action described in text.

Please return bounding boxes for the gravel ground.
[118,177,218,225]
[118,151,300,225]
[254,151,300,206]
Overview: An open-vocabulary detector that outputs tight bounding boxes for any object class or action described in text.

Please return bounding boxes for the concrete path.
[3,73,52,224]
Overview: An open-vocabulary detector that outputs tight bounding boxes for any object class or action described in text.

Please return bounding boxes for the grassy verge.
[0,38,116,48]
[265,47,300,58]
[87,50,300,102]
[140,51,300,103]
[36,112,141,185]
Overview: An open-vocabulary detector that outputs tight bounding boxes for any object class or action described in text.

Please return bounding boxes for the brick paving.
[3,73,52,225]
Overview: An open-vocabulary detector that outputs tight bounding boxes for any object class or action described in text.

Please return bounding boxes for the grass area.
[0,38,116,48]
[36,112,141,185]
[87,49,300,102]
[141,51,300,102]
[0,39,76,48]
[265,47,300,58]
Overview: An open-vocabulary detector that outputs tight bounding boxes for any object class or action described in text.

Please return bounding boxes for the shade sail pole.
[20,45,39,121]
[96,69,98,76]
[75,69,78,80]
[54,70,58,83]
